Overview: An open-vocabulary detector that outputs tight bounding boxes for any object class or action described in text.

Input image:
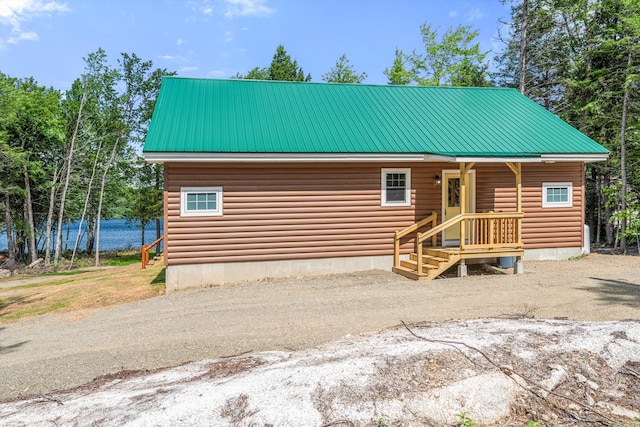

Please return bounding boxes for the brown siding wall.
[164,161,585,266]
[165,162,438,266]
[476,162,585,249]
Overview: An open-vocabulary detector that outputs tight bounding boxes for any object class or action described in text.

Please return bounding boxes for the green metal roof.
[143,77,608,158]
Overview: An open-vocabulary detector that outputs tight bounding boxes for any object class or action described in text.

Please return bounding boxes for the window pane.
[207,195,217,210]
[186,192,218,211]
[387,188,406,202]
[448,178,460,208]
[385,172,407,203]
[546,186,569,204]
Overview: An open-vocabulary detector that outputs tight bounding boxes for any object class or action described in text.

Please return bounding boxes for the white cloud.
[0,0,69,45]
[159,54,175,60]
[448,10,458,18]
[176,38,185,45]
[224,0,273,18]
[178,66,199,73]
[464,7,485,21]
[8,30,37,43]
[224,30,232,42]
[202,5,213,15]
[208,69,226,78]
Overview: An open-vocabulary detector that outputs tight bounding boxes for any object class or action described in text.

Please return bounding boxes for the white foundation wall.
[522,247,582,261]
[165,255,395,292]
[165,248,582,292]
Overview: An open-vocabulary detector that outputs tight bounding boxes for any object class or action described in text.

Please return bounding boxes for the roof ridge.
[162,76,516,91]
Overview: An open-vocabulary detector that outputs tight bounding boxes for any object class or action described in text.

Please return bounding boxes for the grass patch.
[2,300,70,321]
[0,295,28,311]
[151,268,166,288]
[0,257,165,324]
[42,270,89,277]
[105,252,144,266]
[6,278,78,291]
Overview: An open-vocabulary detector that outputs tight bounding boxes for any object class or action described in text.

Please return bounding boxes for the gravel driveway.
[1,253,639,401]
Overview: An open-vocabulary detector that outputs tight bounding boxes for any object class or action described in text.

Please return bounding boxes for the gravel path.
[1,253,639,401]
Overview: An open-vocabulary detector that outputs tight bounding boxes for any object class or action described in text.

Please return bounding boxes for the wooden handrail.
[394,212,438,268]
[393,211,524,271]
[417,214,464,244]
[396,212,438,240]
[141,235,164,270]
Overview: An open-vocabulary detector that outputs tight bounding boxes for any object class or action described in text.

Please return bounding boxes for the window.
[181,187,222,216]
[381,169,411,206]
[542,182,572,208]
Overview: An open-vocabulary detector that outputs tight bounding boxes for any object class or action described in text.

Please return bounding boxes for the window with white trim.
[542,182,572,208]
[381,168,411,206]
[181,187,222,216]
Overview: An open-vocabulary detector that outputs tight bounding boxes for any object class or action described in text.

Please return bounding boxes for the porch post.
[506,162,524,274]
[459,162,466,247]
[515,162,522,239]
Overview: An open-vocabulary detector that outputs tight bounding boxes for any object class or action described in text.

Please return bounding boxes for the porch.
[392,162,525,280]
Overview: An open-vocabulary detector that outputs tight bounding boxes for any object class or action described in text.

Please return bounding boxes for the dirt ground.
[0,253,639,425]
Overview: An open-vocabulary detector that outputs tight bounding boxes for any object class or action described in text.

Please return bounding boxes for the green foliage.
[523,421,540,427]
[455,411,476,427]
[384,49,413,85]
[235,45,311,81]
[411,23,490,86]
[322,54,367,83]
[610,193,640,250]
[376,413,390,427]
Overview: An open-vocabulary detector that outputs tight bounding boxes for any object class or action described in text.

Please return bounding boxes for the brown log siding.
[476,162,584,249]
[164,161,585,266]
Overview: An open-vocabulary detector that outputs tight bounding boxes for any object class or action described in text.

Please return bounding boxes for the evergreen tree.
[322,54,367,83]
[235,45,311,81]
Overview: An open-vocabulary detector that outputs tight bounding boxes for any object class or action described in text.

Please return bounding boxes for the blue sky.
[0,0,512,90]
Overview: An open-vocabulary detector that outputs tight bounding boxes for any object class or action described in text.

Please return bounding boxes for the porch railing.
[393,212,523,271]
[394,211,438,268]
[461,212,523,250]
[141,235,164,270]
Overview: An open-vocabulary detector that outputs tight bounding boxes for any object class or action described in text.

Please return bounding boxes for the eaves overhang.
[143,151,610,164]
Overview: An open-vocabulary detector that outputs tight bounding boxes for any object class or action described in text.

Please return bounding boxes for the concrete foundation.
[522,247,582,261]
[165,246,584,291]
[166,255,395,292]
[457,263,468,278]
[514,260,524,274]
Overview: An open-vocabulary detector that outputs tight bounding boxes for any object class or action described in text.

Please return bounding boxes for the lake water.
[0,218,164,252]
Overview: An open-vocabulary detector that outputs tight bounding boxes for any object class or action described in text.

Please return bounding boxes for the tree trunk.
[603,171,614,246]
[4,192,15,262]
[23,170,37,264]
[44,166,60,266]
[54,87,87,268]
[595,168,602,246]
[518,0,528,95]
[69,143,101,269]
[95,136,120,266]
[618,50,631,253]
[65,219,71,251]
[86,217,95,254]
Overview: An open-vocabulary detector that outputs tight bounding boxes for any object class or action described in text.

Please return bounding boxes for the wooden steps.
[392,248,461,280]
[392,246,525,280]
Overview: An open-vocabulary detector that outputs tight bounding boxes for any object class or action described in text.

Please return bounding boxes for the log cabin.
[143,77,608,291]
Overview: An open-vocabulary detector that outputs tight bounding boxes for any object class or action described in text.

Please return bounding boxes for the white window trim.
[542,182,573,208]
[180,186,223,217]
[381,168,411,207]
